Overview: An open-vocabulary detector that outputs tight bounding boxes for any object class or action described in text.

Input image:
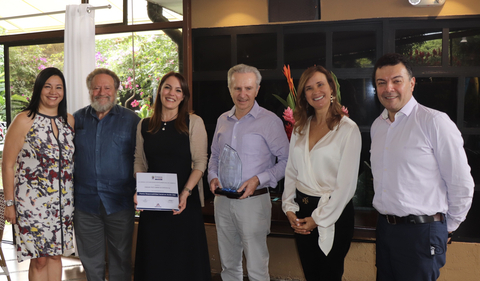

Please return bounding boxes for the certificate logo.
[151,176,163,180]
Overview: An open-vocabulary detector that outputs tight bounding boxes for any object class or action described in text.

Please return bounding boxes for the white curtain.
[64,5,95,256]
[64,4,95,114]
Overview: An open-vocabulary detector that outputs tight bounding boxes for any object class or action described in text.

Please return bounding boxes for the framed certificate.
[136,173,179,211]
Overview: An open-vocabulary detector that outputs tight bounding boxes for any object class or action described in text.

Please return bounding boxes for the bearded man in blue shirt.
[73,68,140,281]
[208,64,290,281]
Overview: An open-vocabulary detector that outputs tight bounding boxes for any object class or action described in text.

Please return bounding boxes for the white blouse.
[282,116,361,255]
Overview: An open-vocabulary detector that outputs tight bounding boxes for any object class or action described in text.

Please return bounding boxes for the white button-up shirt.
[283,116,361,254]
[370,97,474,232]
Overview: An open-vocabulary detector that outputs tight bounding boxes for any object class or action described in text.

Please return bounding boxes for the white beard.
[90,94,116,113]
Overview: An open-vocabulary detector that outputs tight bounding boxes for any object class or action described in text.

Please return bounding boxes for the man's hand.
[210,178,221,194]
[237,176,260,199]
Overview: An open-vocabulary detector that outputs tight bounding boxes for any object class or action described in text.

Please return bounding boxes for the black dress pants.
[376,214,448,281]
[294,190,355,281]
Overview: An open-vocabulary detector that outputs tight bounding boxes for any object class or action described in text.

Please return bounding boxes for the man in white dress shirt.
[370,53,474,281]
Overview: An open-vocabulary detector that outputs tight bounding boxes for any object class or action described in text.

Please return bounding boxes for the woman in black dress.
[133,72,211,280]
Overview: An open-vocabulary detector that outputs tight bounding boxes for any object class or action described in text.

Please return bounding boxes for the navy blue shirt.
[74,105,140,215]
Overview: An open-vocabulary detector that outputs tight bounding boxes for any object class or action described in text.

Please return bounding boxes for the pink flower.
[341,106,349,116]
[118,84,124,91]
[283,107,295,125]
[131,100,139,108]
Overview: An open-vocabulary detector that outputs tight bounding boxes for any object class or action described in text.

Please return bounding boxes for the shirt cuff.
[207,172,218,185]
[256,172,270,188]
[282,204,300,215]
[446,215,461,232]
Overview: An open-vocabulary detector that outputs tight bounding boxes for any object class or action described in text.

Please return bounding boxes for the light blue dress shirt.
[208,101,289,189]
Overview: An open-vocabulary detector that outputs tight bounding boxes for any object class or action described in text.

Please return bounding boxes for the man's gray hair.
[227,64,262,90]
[86,68,121,92]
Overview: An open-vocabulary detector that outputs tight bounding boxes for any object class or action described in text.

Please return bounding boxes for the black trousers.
[294,190,355,281]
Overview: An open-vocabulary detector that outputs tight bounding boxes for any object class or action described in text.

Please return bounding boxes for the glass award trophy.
[215,144,244,198]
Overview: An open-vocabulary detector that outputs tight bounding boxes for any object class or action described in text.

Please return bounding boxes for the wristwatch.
[183,188,192,196]
[4,200,14,207]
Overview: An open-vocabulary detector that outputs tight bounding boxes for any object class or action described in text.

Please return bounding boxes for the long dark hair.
[24,67,68,124]
[148,72,190,134]
[294,65,344,135]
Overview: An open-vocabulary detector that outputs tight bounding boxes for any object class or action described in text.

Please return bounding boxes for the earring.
[330,95,334,103]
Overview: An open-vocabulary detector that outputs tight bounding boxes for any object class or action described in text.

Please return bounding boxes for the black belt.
[250,187,269,197]
[382,213,444,225]
[219,187,269,199]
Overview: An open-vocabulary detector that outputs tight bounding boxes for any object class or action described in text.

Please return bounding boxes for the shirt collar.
[227,101,260,119]
[380,96,417,121]
[88,104,119,119]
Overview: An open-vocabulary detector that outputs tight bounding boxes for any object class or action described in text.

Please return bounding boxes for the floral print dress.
[14,113,75,262]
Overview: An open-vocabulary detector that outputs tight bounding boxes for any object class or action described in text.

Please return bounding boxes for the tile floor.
[0,240,250,281]
[0,241,86,281]
[0,226,240,281]
[0,226,242,281]
[0,242,242,281]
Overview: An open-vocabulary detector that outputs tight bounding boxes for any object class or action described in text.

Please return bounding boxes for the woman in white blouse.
[282,65,362,281]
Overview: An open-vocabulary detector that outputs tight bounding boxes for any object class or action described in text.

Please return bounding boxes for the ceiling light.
[408,0,446,7]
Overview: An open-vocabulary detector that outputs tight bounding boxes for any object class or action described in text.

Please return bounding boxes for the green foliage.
[7,44,64,119]
[136,100,153,119]
[330,71,341,104]
[272,94,289,109]
[4,32,178,121]
[451,34,480,66]
[95,32,179,111]
[9,44,64,100]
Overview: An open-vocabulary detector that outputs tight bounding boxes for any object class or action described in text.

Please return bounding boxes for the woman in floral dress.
[2,67,75,281]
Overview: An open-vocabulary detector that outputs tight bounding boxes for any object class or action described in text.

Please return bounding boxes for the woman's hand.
[133,193,142,211]
[286,211,300,228]
[173,190,189,215]
[5,206,16,225]
[294,217,318,235]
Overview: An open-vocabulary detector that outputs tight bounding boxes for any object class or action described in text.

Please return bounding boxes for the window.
[237,33,277,69]
[284,32,326,69]
[0,0,189,242]
[333,31,376,68]
[395,29,443,66]
[449,28,480,67]
[0,0,183,36]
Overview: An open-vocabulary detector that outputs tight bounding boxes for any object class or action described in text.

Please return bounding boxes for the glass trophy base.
[215,188,245,199]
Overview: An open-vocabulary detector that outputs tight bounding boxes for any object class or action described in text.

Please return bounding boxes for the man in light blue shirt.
[208,64,289,281]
